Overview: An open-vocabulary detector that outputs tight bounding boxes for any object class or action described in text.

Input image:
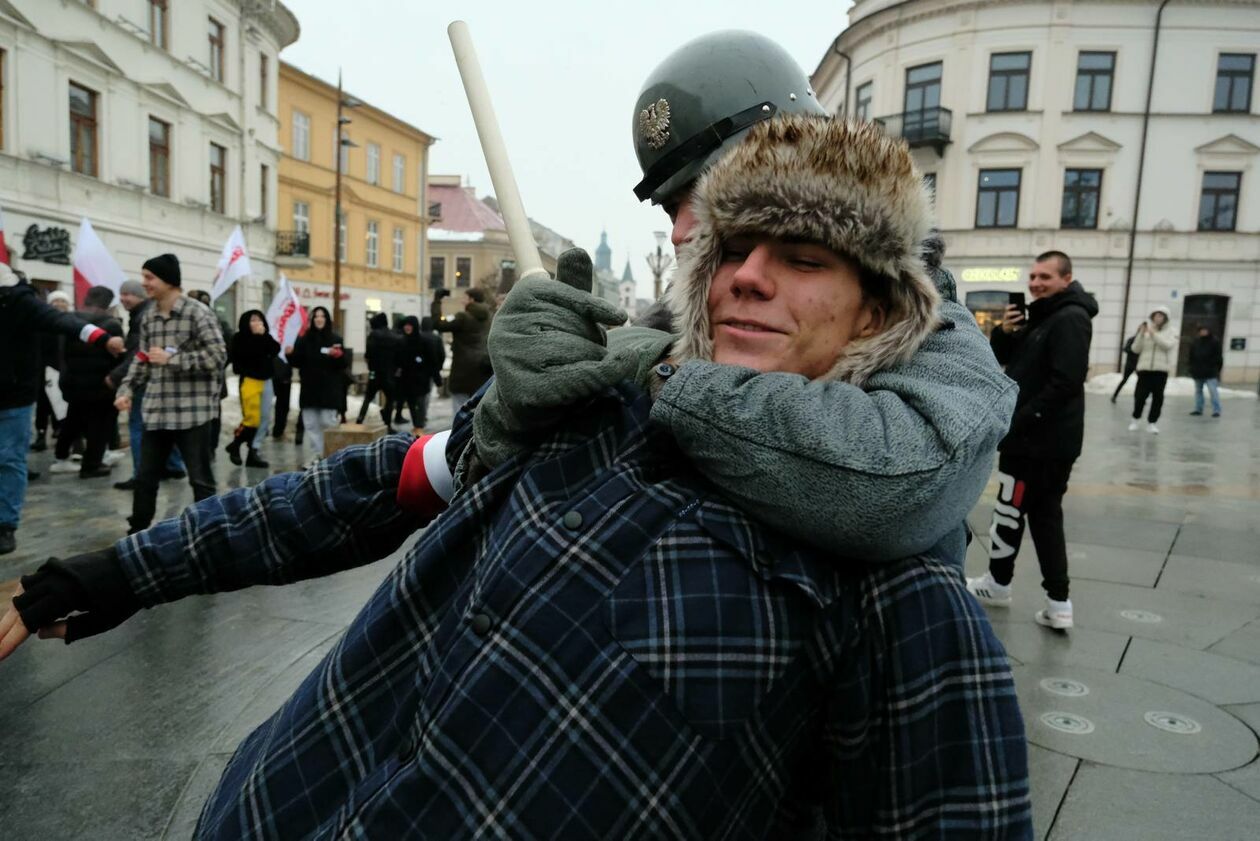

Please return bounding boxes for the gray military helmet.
[632,30,827,205]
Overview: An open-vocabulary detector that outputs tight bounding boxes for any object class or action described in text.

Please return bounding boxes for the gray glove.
[474,248,636,467]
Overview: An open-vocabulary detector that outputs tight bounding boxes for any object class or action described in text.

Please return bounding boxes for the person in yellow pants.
[226,310,280,468]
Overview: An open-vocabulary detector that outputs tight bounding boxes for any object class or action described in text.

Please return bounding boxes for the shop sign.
[295,286,349,301]
[21,225,72,264]
[960,266,1022,283]
[1230,337,1246,351]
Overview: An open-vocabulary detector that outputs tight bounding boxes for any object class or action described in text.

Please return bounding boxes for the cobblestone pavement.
[1,393,1258,839]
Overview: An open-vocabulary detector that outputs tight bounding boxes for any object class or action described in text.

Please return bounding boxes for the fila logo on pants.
[989,470,1026,560]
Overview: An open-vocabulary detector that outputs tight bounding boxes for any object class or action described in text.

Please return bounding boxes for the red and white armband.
[79,323,107,345]
[396,431,454,519]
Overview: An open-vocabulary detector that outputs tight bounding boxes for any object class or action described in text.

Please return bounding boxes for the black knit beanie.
[142,253,181,287]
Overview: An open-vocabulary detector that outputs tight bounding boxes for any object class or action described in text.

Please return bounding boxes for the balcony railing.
[873,106,952,154]
[276,230,310,258]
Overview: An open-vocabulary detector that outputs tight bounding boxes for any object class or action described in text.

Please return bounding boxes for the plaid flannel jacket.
[117,386,1031,840]
[117,294,226,429]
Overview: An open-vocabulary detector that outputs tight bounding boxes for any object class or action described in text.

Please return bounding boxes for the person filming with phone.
[968,251,1097,630]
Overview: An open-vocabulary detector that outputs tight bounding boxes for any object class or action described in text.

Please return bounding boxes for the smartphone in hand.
[1009,292,1027,321]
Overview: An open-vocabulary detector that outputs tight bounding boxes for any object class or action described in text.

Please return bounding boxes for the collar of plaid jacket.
[194,385,1030,839]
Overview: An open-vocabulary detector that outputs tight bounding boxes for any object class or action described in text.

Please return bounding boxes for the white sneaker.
[1035,598,1074,629]
[966,572,1013,607]
[1147,422,1159,434]
[70,452,82,462]
[1127,420,1140,432]
[102,449,125,466]
[49,458,79,474]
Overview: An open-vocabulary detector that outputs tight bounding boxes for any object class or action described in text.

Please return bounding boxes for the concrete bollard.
[322,422,388,459]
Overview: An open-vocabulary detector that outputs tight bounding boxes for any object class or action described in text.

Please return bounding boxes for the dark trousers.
[1111,358,1139,401]
[987,452,1075,602]
[356,378,396,425]
[34,389,59,438]
[1132,371,1169,423]
[272,378,292,437]
[129,421,217,532]
[54,398,116,472]
[393,387,430,428]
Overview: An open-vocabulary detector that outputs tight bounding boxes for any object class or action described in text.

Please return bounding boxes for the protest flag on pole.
[72,218,127,307]
[210,225,252,301]
[266,273,306,361]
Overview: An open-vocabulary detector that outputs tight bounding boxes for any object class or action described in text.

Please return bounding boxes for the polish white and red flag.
[210,225,252,301]
[265,273,307,361]
[72,217,127,307]
[0,203,9,265]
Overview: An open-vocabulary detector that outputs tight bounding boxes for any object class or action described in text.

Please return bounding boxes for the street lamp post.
[333,71,359,330]
[645,230,673,302]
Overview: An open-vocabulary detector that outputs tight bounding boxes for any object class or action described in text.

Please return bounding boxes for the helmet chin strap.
[634,102,777,202]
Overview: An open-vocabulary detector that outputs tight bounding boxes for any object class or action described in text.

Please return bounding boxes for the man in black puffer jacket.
[0,264,123,554]
[968,250,1097,631]
[51,286,125,479]
[355,312,402,427]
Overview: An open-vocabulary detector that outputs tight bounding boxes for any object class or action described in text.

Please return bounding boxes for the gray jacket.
[639,301,1016,560]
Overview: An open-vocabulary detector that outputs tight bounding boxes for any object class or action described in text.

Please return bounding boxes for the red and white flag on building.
[210,225,252,301]
[0,203,10,265]
[72,218,127,307]
[265,273,307,361]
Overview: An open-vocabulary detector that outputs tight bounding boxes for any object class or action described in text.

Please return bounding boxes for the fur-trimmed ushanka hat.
[666,114,940,387]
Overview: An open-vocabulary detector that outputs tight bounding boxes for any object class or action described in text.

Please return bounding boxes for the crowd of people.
[0,251,473,554]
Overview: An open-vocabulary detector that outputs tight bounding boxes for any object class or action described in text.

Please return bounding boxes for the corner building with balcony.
[0,0,298,324]
[813,0,1260,383]
[276,61,434,358]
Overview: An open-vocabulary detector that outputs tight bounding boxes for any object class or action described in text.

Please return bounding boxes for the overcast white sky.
[280,1,854,297]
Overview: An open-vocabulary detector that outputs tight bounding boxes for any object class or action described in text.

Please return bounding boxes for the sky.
[280,1,854,298]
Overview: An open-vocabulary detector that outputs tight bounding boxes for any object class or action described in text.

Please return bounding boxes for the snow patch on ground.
[1087,373,1256,399]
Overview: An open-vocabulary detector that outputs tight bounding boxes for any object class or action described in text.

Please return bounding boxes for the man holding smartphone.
[967,251,1097,629]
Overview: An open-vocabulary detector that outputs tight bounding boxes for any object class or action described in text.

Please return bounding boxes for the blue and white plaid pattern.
[118,386,1030,839]
[117,295,226,430]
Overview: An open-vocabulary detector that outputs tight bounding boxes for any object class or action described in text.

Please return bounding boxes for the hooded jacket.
[1188,332,1223,380]
[1132,306,1178,375]
[59,308,124,403]
[431,298,492,395]
[364,312,403,383]
[291,307,347,411]
[229,310,281,381]
[0,264,109,410]
[397,316,445,393]
[991,281,1098,460]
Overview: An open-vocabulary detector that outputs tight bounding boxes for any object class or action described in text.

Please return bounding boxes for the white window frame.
[293,200,309,234]
[392,227,404,272]
[366,220,379,268]
[392,153,405,193]
[367,142,381,185]
[292,110,310,161]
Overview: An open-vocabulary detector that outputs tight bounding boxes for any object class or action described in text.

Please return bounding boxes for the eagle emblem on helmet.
[639,98,672,150]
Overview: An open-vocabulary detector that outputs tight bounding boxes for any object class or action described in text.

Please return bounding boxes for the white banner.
[266,273,306,361]
[210,225,252,301]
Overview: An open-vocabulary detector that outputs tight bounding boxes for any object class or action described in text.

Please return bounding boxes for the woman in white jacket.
[1129,305,1178,433]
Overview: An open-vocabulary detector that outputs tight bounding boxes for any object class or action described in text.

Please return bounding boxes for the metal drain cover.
[1041,712,1095,734]
[1120,609,1164,623]
[1144,711,1203,735]
[1040,678,1090,697]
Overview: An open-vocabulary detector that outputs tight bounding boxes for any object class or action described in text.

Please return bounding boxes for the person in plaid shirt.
[114,254,227,533]
[3,112,1030,838]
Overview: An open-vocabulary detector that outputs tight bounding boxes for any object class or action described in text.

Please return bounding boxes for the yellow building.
[276,62,435,355]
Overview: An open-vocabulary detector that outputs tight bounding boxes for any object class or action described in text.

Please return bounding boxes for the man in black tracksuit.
[54,286,124,479]
[355,312,403,427]
[967,251,1097,631]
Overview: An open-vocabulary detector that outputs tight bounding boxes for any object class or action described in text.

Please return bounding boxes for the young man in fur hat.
[2,115,1030,838]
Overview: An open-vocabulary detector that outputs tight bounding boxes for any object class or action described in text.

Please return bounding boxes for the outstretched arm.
[651,302,1015,559]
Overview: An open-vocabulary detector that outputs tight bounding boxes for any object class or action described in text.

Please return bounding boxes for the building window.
[1074,52,1115,112]
[259,53,268,110]
[975,169,1021,228]
[259,163,269,222]
[987,52,1031,112]
[392,153,405,193]
[455,256,472,288]
[148,117,170,197]
[366,143,381,185]
[429,256,446,289]
[209,143,226,213]
[208,18,225,83]
[338,212,347,261]
[69,82,98,177]
[392,227,405,272]
[903,62,942,141]
[1214,54,1255,113]
[923,172,937,201]
[1061,169,1102,229]
[1198,171,1241,231]
[292,111,310,161]
[148,0,168,51]
[854,82,873,121]
[293,200,309,235]
[366,220,379,267]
